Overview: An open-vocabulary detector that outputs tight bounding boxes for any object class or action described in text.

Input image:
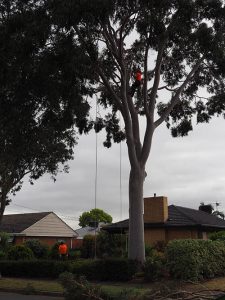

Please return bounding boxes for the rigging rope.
[94,94,98,259]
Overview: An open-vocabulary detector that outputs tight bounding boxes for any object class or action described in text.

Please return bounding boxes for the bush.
[81,232,127,259]
[49,242,60,259]
[0,260,72,278]
[143,253,165,281]
[72,258,138,281]
[145,245,155,257]
[0,232,10,252]
[96,232,127,258]
[59,272,110,300]
[209,231,225,241]
[81,235,95,259]
[8,245,34,261]
[166,239,225,281]
[24,239,49,259]
[0,250,6,260]
[68,249,81,260]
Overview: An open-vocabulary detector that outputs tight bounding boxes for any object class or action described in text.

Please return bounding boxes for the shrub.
[72,258,138,281]
[209,231,225,241]
[143,253,165,281]
[81,232,127,259]
[96,232,127,258]
[49,242,60,259]
[68,249,81,260]
[24,239,49,259]
[0,260,72,278]
[0,250,6,260]
[166,239,225,281]
[81,235,95,259]
[145,245,153,257]
[59,272,110,300]
[8,245,34,260]
[0,232,10,252]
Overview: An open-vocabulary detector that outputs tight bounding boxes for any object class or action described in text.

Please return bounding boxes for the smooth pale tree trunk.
[128,166,145,264]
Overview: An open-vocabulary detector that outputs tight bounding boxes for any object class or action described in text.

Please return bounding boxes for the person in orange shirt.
[58,241,68,259]
[130,68,142,97]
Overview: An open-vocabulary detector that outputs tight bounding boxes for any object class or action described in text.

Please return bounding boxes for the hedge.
[166,239,225,281]
[72,258,138,281]
[0,260,72,278]
[0,258,138,281]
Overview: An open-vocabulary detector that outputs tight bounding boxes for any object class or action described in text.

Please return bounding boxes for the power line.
[8,203,79,221]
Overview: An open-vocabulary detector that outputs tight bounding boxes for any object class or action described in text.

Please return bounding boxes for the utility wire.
[8,203,79,221]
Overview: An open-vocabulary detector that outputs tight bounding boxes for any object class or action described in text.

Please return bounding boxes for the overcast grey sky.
[5,114,225,229]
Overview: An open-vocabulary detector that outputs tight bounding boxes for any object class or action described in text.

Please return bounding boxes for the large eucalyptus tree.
[48,0,225,263]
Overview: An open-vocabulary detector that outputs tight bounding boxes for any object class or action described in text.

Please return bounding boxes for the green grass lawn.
[0,277,63,293]
[1,276,225,298]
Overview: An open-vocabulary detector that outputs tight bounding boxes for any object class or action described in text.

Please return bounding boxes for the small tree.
[79,209,112,228]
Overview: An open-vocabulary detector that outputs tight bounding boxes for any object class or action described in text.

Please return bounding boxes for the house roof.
[0,212,52,233]
[104,205,225,233]
[75,226,101,238]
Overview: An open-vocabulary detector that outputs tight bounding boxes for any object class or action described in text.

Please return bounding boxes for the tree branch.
[154,56,205,128]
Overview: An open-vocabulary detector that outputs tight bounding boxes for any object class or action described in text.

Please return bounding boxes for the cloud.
[5,115,225,229]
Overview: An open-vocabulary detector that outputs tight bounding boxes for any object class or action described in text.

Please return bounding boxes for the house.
[0,212,77,249]
[103,196,225,246]
[74,223,106,248]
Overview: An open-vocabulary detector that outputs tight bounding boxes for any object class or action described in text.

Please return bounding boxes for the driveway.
[0,292,64,300]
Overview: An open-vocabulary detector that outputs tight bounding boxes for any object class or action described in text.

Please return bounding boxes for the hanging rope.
[94,94,98,259]
[119,111,124,256]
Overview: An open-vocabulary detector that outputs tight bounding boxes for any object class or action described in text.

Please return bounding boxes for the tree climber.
[130,68,142,97]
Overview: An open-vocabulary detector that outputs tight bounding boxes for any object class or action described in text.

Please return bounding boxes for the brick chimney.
[144,196,168,223]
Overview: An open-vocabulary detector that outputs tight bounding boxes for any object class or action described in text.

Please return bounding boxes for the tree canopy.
[0,0,92,219]
[78,208,113,228]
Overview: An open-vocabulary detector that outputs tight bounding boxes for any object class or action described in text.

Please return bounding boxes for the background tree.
[78,208,113,228]
[0,0,93,220]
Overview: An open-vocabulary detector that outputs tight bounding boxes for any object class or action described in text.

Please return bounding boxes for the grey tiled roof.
[75,226,100,237]
[0,212,51,233]
[104,205,225,232]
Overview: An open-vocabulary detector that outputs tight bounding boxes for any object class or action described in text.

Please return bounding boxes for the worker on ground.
[58,241,68,259]
[130,68,142,97]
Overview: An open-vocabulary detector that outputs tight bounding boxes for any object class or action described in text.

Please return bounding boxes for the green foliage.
[0,260,72,278]
[96,232,127,258]
[143,253,166,281]
[145,245,154,257]
[0,232,10,252]
[81,232,127,259]
[72,258,138,281]
[0,0,93,218]
[7,245,34,261]
[49,242,61,259]
[24,239,49,259]
[78,208,112,228]
[209,231,225,241]
[59,272,110,300]
[166,239,225,281]
[0,250,6,260]
[81,235,95,259]
[68,249,81,260]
